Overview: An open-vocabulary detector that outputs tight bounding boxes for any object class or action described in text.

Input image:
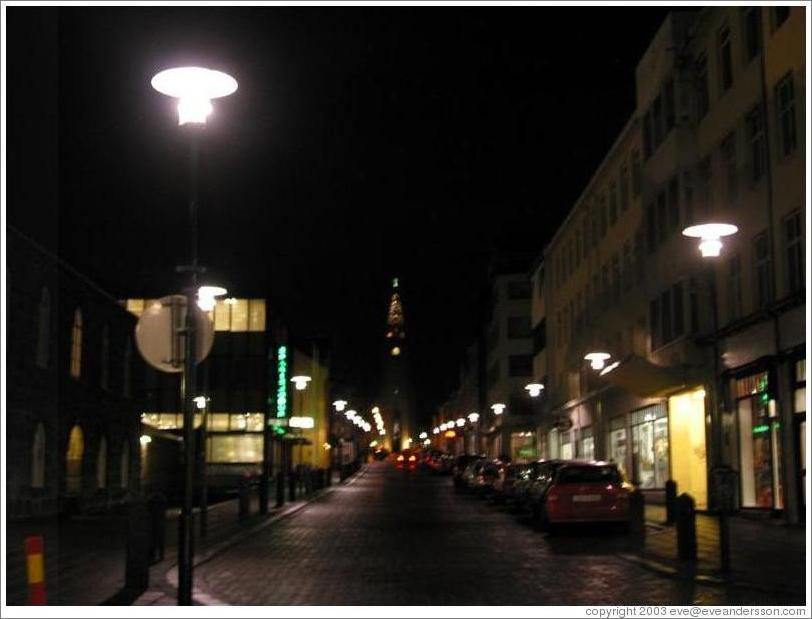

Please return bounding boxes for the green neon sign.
[752,424,770,435]
[276,345,288,418]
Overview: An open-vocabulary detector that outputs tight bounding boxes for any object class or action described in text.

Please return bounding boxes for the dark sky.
[7,5,671,425]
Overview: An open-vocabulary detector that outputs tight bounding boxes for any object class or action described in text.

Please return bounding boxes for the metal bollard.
[665,479,677,525]
[676,493,697,561]
[24,536,47,605]
[628,489,645,545]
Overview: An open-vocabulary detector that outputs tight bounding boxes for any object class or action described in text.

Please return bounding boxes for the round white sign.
[135,294,214,373]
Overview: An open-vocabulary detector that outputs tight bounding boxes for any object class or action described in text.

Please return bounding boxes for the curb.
[136,465,369,605]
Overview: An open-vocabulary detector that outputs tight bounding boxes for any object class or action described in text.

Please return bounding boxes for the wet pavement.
[195,462,804,605]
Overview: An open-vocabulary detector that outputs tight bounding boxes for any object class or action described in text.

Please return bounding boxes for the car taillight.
[408,455,416,462]
[397,455,404,462]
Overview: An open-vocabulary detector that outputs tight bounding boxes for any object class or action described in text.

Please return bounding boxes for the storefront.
[792,358,806,514]
[733,370,784,511]
[667,388,707,509]
[630,403,669,490]
[509,431,538,462]
[607,416,628,476]
[579,426,594,460]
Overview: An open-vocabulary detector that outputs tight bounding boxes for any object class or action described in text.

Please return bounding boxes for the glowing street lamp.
[193,396,208,410]
[332,400,348,413]
[491,403,506,415]
[432,427,440,435]
[467,412,480,423]
[151,66,238,126]
[584,352,611,371]
[419,432,428,440]
[525,383,545,397]
[197,286,227,311]
[290,375,311,390]
[455,418,465,428]
[345,409,357,420]
[682,223,738,258]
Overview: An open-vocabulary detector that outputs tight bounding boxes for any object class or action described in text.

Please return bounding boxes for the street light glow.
[525,383,545,397]
[151,66,238,125]
[468,412,480,423]
[432,427,440,434]
[332,400,348,412]
[455,418,465,427]
[197,285,227,311]
[193,396,208,410]
[682,223,738,258]
[419,432,428,439]
[491,403,506,415]
[345,409,357,419]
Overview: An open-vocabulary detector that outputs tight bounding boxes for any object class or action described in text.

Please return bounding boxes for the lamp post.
[683,221,738,573]
[151,65,237,606]
[290,375,311,497]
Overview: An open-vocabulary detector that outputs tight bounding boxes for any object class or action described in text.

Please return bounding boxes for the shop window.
[248,299,266,332]
[560,430,573,460]
[230,299,249,332]
[631,404,669,489]
[31,423,46,488]
[207,434,263,463]
[207,413,231,431]
[737,388,783,509]
[70,308,83,379]
[608,417,627,477]
[668,390,708,509]
[124,299,145,317]
[36,287,51,369]
[579,427,595,460]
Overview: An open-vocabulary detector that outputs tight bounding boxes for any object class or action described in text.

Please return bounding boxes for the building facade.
[7,227,145,519]
[540,7,805,521]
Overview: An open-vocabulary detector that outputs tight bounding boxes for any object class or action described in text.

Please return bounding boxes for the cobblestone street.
[195,463,801,605]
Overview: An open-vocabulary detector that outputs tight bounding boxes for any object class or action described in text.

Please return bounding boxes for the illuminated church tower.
[381,277,416,451]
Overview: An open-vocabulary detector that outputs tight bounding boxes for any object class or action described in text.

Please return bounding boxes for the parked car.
[452,454,483,488]
[491,462,527,504]
[511,460,549,510]
[466,459,503,497]
[528,461,633,530]
[461,458,487,491]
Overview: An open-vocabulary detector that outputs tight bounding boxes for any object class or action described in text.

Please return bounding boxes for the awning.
[599,354,686,398]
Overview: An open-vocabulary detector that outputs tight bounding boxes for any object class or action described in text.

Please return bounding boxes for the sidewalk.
[620,504,807,597]
[134,468,356,605]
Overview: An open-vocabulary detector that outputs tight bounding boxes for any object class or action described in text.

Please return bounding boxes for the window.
[609,182,618,225]
[123,338,132,398]
[508,355,533,378]
[631,403,669,488]
[720,131,738,204]
[667,176,680,232]
[31,423,45,489]
[718,25,733,92]
[743,7,762,61]
[248,299,266,332]
[207,434,264,463]
[507,316,531,339]
[728,254,744,321]
[507,280,531,299]
[96,436,107,490]
[753,231,773,308]
[65,425,84,496]
[775,73,796,157]
[120,440,130,489]
[36,287,50,369]
[611,253,620,301]
[650,282,685,349]
[746,104,766,182]
[631,150,642,196]
[772,6,790,30]
[696,53,709,119]
[620,165,629,212]
[70,308,83,379]
[213,298,266,332]
[784,210,804,294]
[664,78,675,130]
[622,241,632,292]
[100,325,110,390]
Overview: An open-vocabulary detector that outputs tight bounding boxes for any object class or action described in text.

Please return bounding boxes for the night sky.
[7,5,672,426]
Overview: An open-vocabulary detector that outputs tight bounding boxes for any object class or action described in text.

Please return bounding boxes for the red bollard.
[25,535,47,604]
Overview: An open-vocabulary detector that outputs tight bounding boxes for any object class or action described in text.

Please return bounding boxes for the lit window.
[230,299,249,332]
[213,299,231,331]
[248,299,266,332]
[125,299,145,317]
[207,434,263,463]
[207,413,230,431]
[70,308,83,379]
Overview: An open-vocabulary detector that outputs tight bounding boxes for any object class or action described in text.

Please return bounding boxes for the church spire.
[385,277,405,340]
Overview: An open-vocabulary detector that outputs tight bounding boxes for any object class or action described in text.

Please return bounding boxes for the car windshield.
[556,465,621,484]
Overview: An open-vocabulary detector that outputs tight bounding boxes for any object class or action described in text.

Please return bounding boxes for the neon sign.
[276,345,288,418]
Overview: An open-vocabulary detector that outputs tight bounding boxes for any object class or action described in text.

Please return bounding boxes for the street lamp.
[332,400,348,413]
[197,285,227,311]
[455,418,465,428]
[345,409,357,420]
[683,220,737,572]
[525,383,545,397]
[152,64,236,607]
[291,375,312,390]
[491,403,506,416]
[467,412,480,423]
[584,352,611,371]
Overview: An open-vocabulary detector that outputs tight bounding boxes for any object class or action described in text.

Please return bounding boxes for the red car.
[395,450,417,471]
[537,461,632,529]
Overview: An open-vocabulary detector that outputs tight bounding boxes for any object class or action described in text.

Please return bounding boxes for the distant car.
[452,455,483,488]
[511,460,549,511]
[395,449,418,471]
[528,461,632,530]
